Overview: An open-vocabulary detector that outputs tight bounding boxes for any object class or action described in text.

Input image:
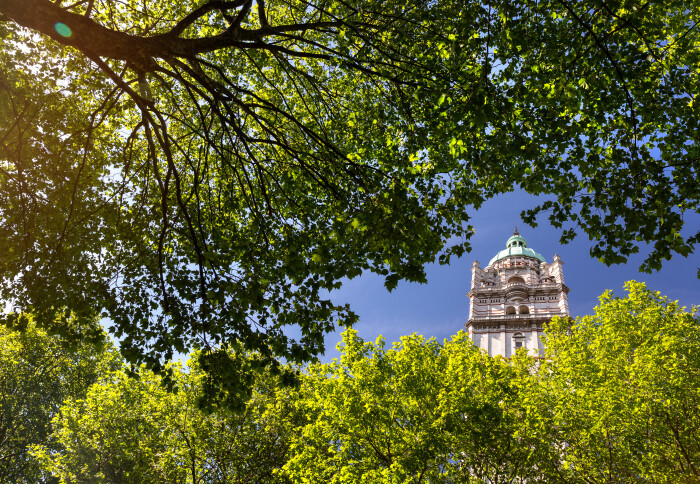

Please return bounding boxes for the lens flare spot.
[54,22,72,37]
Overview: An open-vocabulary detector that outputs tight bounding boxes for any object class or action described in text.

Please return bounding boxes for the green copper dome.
[488,229,546,266]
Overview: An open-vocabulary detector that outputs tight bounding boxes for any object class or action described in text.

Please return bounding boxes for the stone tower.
[466,229,570,358]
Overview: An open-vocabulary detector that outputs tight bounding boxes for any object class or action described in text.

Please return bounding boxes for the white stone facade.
[466,231,570,358]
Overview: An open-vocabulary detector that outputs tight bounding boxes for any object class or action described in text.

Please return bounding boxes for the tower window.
[513,332,526,350]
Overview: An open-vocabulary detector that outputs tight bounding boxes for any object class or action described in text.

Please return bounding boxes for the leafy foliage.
[0,317,117,483]
[509,1,700,272]
[32,354,302,483]
[285,330,548,483]
[0,0,488,383]
[23,283,700,482]
[538,282,700,483]
[0,0,698,399]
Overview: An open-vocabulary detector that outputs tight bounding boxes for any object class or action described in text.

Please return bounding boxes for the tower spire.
[513,226,519,236]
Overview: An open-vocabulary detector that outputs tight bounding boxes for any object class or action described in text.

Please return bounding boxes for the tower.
[466,229,570,358]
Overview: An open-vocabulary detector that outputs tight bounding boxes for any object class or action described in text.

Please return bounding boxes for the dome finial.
[513,226,519,236]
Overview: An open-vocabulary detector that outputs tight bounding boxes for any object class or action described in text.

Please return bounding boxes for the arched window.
[519,305,530,314]
[506,306,516,315]
[507,276,525,285]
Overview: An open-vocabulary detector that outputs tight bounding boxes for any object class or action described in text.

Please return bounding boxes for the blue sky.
[320,189,700,362]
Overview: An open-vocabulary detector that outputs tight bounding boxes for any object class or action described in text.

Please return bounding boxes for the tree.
[33,353,302,483]
[508,1,700,272]
[441,335,555,484]
[0,0,697,388]
[285,330,550,483]
[30,285,700,482]
[0,0,487,383]
[537,282,700,483]
[0,316,116,483]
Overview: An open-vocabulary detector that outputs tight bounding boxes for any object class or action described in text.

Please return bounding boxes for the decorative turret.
[466,230,570,358]
[488,227,546,266]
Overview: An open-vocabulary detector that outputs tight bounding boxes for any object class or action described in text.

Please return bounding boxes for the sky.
[319,189,700,362]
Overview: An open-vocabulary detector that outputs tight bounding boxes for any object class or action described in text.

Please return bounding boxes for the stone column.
[500,322,506,357]
[531,320,541,357]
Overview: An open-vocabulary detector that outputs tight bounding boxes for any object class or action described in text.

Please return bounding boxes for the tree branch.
[168,0,249,38]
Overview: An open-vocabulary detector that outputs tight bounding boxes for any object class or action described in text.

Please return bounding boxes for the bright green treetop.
[538,282,700,483]
[32,353,302,483]
[0,317,117,483]
[284,330,548,483]
[23,283,700,482]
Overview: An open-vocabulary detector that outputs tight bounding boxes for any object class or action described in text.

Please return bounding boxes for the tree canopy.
[286,330,548,483]
[0,316,117,483]
[19,282,700,482]
[32,355,300,483]
[538,281,700,482]
[0,0,697,381]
